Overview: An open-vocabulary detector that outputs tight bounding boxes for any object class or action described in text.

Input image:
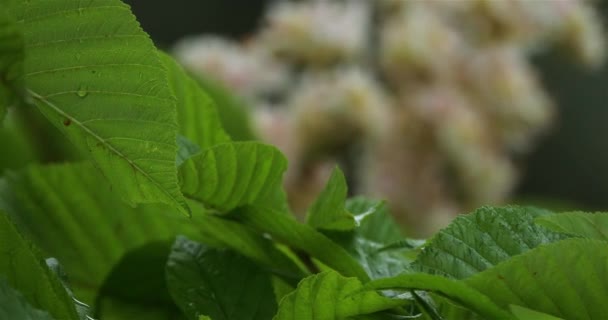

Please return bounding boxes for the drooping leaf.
[0,162,302,307]
[167,237,277,320]
[45,258,92,320]
[465,238,608,320]
[160,52,230,150]
[274,271,404,320]
[0,212,79,320]
[0,163,203,305]
[4,0,188,213]
[364,273,511,320]
[0,279,55,320]
[306,167,356,231]
[237,206,370,282]
[180,142,288,213]
[414,206,568,279]
[510,305,564,320]
[535,211,608,240]
[0,8,24,121]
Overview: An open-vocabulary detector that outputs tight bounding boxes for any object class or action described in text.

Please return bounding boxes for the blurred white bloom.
[173,36,289,98]
[289,68,389,154]
[380,3,463,82]
[465,46,553,151]
[259,0,370,65]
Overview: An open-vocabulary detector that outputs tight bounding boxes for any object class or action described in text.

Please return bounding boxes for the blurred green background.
[124,0,608,211]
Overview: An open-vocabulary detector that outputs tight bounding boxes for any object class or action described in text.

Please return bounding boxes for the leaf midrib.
[28,89,182,210]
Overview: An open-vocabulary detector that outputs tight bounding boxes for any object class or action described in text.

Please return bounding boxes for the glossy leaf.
[274,271,404,320]
[167,237,277,320]
[535,211,608,240]
[306,167,356,231]
[5,0,187,213]
[414,206,567,279]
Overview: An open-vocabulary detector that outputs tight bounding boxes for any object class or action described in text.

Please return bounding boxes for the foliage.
[1,1,608,320]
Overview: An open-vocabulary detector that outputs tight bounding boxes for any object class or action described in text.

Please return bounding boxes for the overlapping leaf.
[180,142,288,212]
[4,0,187,213]
[414,206,567,279]
[160,52,230,150]
[364,273,511,320]
[0,163,201,304]
[274,271,404,320]
[166,237,277,320]
[535,211,608,240]
[238,206,370,281]
[0,212,78,320]
[465,238,608,319]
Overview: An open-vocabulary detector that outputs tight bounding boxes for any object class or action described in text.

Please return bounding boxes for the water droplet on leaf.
[77,85,88,98]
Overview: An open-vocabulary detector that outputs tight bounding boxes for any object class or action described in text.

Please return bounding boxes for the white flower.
[259,0,370,65]
[173,36,288,99]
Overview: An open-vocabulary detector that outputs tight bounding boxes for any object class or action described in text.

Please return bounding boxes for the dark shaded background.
[124,0,608,211]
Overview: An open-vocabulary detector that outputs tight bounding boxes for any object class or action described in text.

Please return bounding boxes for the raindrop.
[76,85,88,98]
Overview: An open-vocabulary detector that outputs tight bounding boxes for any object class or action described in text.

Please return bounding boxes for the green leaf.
[414,206,568,279]
[0,162,302,307]
[0,163,204,305]
[180,142,287,212]
[306,167,356,231]
[535,211,608,240]
[237,206,370,282]
[5,0,188,213]
[167,236,277,320]
[0,212,78,320]
[274,271,404,320]
[465,238,608,320]
[0,279,55,320]
[510,305,564,320]
[160,52,230,150]
[364,273,511,320]
[196,76,256,141]
[0,8,25,121]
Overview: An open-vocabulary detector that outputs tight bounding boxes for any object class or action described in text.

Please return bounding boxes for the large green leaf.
[535,211,608,240]
[414,206,567,279]
[510,305,564,320]
[0,162,302,307]
[166,237,277,320]
[180,142,287,212]
[0,212,78,320]
[364,273,511,320]
[0,279,55,320]
[237,206,370,282]
[0,163,202,305]
[465,238,608,319]
[0,8,24,121]
[160,52,230,150]
[306,167,356,231]
[5,0,187,213]
[274,271,404,320]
